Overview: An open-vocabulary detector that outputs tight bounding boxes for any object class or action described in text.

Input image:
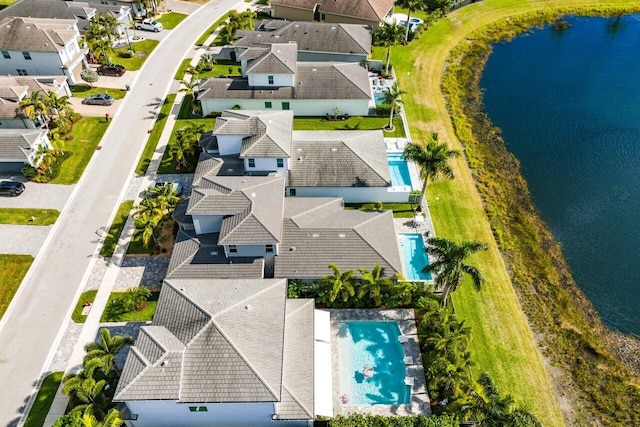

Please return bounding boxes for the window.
[289,188,296,197]
[276,158,284,168]
[16,69,28,76]
[248,158,255,168]
[229,245,237,253]
[282,102,290,110]
[189,406,207,412]
[22,51,31,60]
[266,245,274,253]
[267,75,274,85]
[265,101,272,109]
[1,50,10,59]
[321,13,326,20]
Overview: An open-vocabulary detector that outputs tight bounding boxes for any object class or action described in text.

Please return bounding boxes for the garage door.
[0,162,25,174]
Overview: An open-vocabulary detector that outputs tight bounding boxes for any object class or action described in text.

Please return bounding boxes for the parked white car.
[135,19,163,32]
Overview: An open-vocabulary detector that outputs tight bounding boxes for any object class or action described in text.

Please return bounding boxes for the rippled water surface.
[480,15,640,334]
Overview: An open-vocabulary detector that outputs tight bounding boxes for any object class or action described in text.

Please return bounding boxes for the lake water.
[480,15,640,335]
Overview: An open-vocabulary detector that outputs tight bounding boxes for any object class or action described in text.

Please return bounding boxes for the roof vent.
[331,148,338,152]
[295,24,299,27]
[245,304,251,310]
[160,361,169,367]
[251,192,256,198]
[312,233,319,238]
[180,287,186,292]
[290,246,296,251]
[331,26,336,29]
[338,233,346,238]
[312,68,317,72]
[211,251,218,256]
[298,157,303,161]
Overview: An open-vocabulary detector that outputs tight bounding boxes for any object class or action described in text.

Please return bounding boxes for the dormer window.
[268,75,274,85]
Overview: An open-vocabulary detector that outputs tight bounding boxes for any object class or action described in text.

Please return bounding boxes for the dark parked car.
[83,94,115,106]
[0,181,25,197]
[97,64,126,77]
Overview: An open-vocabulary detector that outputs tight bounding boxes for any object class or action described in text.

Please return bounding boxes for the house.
[0,128,51,172]
[270,0,394,27]
[0,0,132,36]
[67,0,145,19]
[197,43,372,117]
[220,20,372,63]
[0,17,88,85]
[0,75,71,129]
[114,278,332,426]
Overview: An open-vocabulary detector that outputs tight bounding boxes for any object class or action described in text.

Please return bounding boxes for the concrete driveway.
[0,179,74,211]
[0,225,52,256]
[68,97,122,117]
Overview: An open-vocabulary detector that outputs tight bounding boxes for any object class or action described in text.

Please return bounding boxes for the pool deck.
[329,309,432,417]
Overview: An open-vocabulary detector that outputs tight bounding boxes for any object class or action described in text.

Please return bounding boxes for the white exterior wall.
[244,157,287,177]
[225,243,276,257]
[123,400,311,427]
[248,73,294,87]
[0,50,64,78]
[288,185,410,203]
[193,214,224,235]
[201,99,370,117]
[29,134,53,167]
[216,134,247,156]
[0,117,36,129]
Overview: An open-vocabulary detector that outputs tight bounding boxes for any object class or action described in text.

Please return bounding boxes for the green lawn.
[23,371,64,427]
[293,116,405,137]
[100,200,134,258]
[156,11,187,29]
[0,255,33,320]
[344,203,416,218]
[111,39,160,71]
[71,290,98,323]
[157,117,213,174]
[0,208,59,225]
[174,58,192,81]
[100,291,159,322]
[51,117,109,184]
[198,60,242,78]
[135,94,176,174]
[70,85,127,100]
[195,12,231,46]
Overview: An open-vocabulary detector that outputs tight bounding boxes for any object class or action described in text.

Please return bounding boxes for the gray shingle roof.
[197,62,371,101]
[236,21,371,56]
[271,0,394,22]
[245,43,298,75]
[288,130,390,187]
[192,152,223,188]
[0,75,66,119]
[275,197,402,279]
[0,129,47,162]
[166,230,265,279]
[0,16,78,52]
[115,278,314,407]
[187,175,285,245]
[0,0,96,31]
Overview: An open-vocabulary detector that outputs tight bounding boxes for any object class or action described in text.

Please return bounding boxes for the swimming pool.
[399,233,432,281]
[374,91,387,106]
[387,152,412,187]
[338,321,410,405]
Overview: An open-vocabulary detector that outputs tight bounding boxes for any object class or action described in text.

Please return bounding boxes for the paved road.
[0,0,241,424]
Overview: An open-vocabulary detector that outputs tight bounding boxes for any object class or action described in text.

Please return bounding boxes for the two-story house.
[0,17,88,85]
[270,0,394,27]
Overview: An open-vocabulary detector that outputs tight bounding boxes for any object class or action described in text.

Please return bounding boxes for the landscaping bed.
[100,290,159,322]
[71,290,98,323]
[344,203,416,218]
[293,116,405,137]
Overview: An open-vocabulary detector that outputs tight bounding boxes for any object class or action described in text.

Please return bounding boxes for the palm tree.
[147,181,181,211]
[383,83,405,131]
[373,23,405,74]
[83,329,133,377]
[396,0,429,42]
[464,372,542,426]
[179,75,201,97]
[81,408,124,427]
[34,144,55,174]
[49,130,66,155]
[20,90,48,127]
[403,133,460,203]
[423,237,488,306]
[134,212,163,248]
[43,91,71,117]
[357,264,388,306]
[321,263,356,303]
[62,374,109,418]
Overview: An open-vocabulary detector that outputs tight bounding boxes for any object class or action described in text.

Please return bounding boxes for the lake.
[480,15,640,335]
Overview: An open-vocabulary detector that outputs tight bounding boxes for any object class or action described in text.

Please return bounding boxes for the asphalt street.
[0,0,241,423]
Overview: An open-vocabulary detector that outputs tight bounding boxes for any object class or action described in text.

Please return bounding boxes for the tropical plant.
[396,0,429,42]
[81,69,100,88]
[321,263,356,303]
[34,144,55,175]
[168,123,205,169]
[383,83,405,130]
[19,90,48,127]
[133,210,163,248]
[80,407,124,427]
[179,75,201,97]
[403,133,459,203]
[43,91,71,117]
[61,374,109,419]
[423,237,488,306]
[83,329,134,377]
[146,182,181,210]
[49,130,66,155]
[122,286,152,311]
[373,23,405,74]
[357,264,388,306]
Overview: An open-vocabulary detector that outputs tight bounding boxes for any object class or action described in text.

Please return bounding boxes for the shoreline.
[440,6,640,425]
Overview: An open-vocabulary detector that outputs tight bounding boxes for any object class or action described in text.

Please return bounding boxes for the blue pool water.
[338,321,410,405]
[399,233,432,281]
[374,91,387,106]
[387,153,412,187]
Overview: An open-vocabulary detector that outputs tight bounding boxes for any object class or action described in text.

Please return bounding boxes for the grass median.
[23,371,64,427]
[0,255,33,320]
[71,290,98,323]
[0,208,59,225]
[136,94,176,175]
[100,200,134,258]
[156,11,188,29]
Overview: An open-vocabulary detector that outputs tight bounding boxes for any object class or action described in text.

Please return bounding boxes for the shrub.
[21,164,37,180]
[118,49,133,58]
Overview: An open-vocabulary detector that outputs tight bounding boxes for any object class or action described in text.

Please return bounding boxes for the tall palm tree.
[81,408,124,427]
[20,90,48,127]
[134,212,162,248]
[373,23,405,74]
[43,91,71,117]
[62,375,109,419]
[179,75,201,97]
[357,264,389,306]
[423,237,488,306]
[396,0,429,42]
[49,130,66,155]
[83,329,133,377]
[383,83,405,131]
[147,182,181,211]
[403,133,460,203]
[322,263,356,303]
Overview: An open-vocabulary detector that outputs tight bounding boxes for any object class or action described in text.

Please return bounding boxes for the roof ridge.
[332,63,371,98]
[165,236,200,281]
[338,24,367,53]
[281,383,314,418]
[342,131,390,185]
[353,212,397,268]
[289,198,341,224]
[113,345,151,399]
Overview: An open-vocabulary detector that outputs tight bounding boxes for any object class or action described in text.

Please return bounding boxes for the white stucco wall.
[216,134,246,156]
[201,99,370,117]
[225,243,276,257]
[244,157,287,177]
[0,50,64,78]
[287,185,410,203]
[248,73,294,87]
[193,214,224,235]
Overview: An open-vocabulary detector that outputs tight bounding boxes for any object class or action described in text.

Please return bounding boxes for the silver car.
[83,94,115,106]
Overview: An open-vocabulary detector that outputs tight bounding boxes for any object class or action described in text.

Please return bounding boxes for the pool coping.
[329,308,432,417]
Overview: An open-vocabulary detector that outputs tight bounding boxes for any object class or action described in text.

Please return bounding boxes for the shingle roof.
[187,175,285,245]
[213,110,294,158]
[0,0,96,30]
[245,43,297,75]
[0,128,47,162]
[270,0,394,22]
[114,278,315,408]
[235,21,371,56]
[197,62,371,101]
[192,152,223,188]
[0,75,66,119]
[166,230,264,279]
[0,16,78,52]
[274,197,402,279]
[288,130,390,187]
